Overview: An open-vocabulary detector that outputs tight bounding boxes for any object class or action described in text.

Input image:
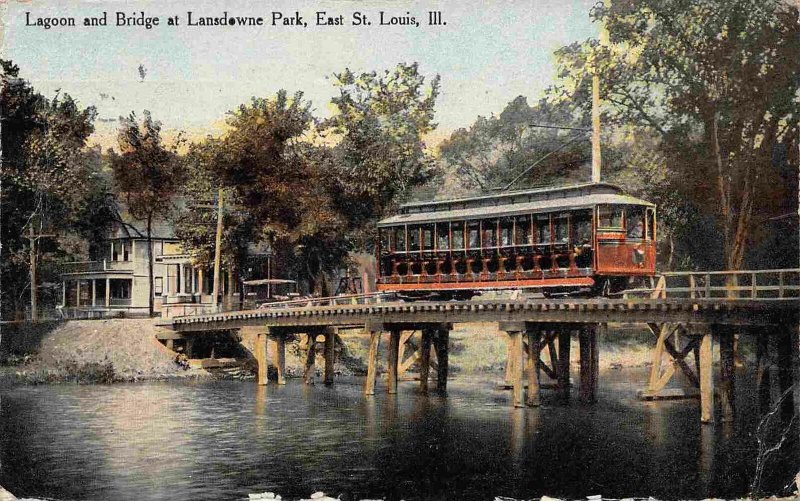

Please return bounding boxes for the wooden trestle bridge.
[161,269,800,425]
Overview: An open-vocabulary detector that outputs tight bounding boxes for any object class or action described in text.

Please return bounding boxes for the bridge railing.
[625,269,800,300]
[255,292,397,310]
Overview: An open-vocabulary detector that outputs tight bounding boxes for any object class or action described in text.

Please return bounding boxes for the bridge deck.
[166,298,799,332]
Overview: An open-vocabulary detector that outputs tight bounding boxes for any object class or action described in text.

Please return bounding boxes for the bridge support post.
[271,334,286,385]
[717,326,736,422]
[579,324,599,404]
[256,331,268,386]
[755,331,772,411]
[387,329,401,394]
[777,325,796,421]
[420,328,433,394]
[526,325,541,407]
[324,327,336,385]
[558,327,571,401]
[364,328,381,396]
[303,333,317,385]
[699,330,715,424]
[510,329,525,408]
[433,327,450,392]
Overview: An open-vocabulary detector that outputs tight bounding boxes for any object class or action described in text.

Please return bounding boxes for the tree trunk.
[147,214,154,317]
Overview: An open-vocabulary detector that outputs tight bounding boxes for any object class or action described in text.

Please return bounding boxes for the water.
[0,369,797,501]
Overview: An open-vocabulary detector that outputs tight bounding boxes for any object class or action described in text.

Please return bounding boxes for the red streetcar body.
[375,183,656,296]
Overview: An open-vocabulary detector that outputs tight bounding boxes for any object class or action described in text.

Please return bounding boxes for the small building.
[59,216,237,318]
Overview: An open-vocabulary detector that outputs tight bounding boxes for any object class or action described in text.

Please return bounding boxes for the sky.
[2,0,599,149]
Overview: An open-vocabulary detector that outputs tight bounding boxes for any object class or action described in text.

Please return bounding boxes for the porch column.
[76,280,81,307]
[191,267,197,294]
[91,279,97,307]
[105,278,110,307]
[198,269,204,295]
[61,281,66,307]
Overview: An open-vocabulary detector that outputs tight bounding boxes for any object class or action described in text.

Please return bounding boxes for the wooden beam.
[303,334,317,384]
[777,326,795,420]
[558,328,571,400]
[364,330,381,396]
[256,332,268,386]
[272,336,286,385]
[718,326,736,422]
[387,329,401,394]
[420,328,433,394]
[434,328,450,392]
[755,332,772,410]
[526,327,541,407]
[324,328,336,385]
[509,330,524,408]
[579,325,598,403]
[699,331,715,424]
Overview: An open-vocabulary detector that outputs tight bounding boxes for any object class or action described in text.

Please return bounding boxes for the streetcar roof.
[377,192,654,227]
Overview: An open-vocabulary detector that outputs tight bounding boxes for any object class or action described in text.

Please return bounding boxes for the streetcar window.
[537,215,551,244]
[554,214,569,244]
[514,215,531,245]
[379,229,390,254]
[422,224,435,251]
[481,219,497,248]
[571,211,592,246]
[627,207,645,239]
[452,222,465,250]
[598,205,623,228]
[500,219,514,247]
[436,222,450,250]
[409,225,421,252]
[467,221,480,249]
[393,227,406,252]
[647,209,655,240]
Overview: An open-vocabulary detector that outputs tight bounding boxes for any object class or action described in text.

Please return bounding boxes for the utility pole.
[29,225,37,322]
[591,73,602,183]
[212,188,224,310]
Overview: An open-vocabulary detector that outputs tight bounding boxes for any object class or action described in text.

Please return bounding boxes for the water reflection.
[0,368,794,501]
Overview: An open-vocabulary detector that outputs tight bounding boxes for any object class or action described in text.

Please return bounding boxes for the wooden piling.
[526,327,541,407]
[509,330,524,408]
[699,331,715,424]
[256,332,268,386]
[364,330,381,396]
[273,336,286,385]
[388,329,401,394]
[420,328,433,394]
[579,325,598,403]
[434,328,450,392]
[324,328,336,385]
[504,336,515,386]
[303,333,317,385]
[557,328,571,400]
[777,326,795,420]
[718,327,736,422]
[755,332,772,410]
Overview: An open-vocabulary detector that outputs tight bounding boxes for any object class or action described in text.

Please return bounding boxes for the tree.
[110,111,182,316]
[324,62,441,243]
[550,0,800,270]
[438,95,592,194]
[1,60,107,319]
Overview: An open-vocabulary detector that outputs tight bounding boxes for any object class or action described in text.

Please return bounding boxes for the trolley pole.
[212,188,224,311]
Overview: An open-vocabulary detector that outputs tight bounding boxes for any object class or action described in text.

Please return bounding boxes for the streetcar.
[375,182,656,298]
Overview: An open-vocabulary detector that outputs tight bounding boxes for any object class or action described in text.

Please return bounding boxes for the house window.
[154,277,163,295]
[112,241,119,261]
[122,241,131,261]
